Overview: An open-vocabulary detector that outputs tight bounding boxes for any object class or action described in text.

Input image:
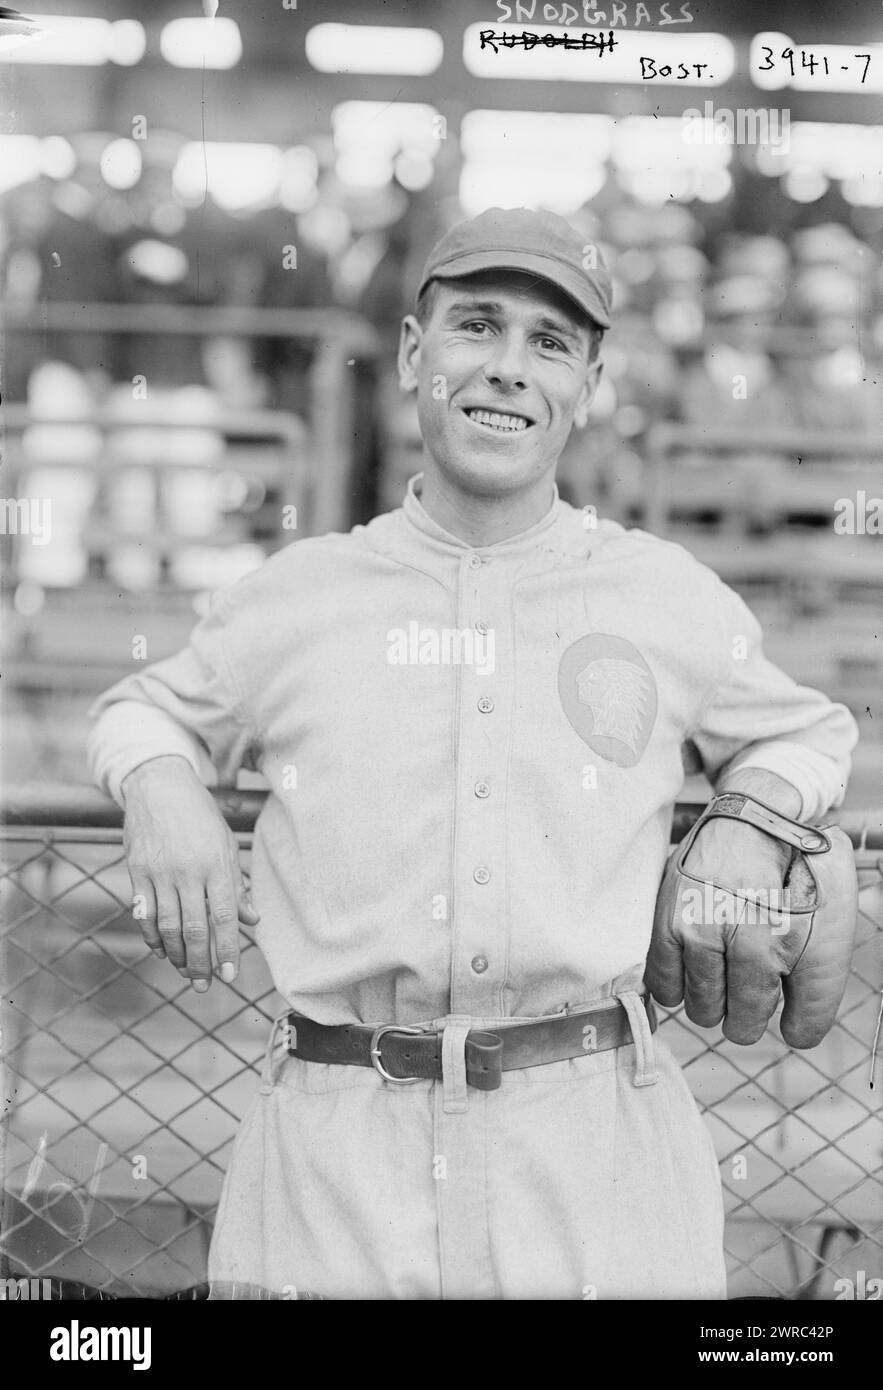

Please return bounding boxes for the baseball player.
[87,208,859,1300]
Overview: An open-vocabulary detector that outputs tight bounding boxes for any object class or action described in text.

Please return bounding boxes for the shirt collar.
[402,472,563,555]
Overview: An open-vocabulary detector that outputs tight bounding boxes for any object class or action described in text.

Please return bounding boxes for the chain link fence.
[1,790,881,1300]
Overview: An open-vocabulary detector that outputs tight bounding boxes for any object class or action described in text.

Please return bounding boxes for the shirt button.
[477,696,494,714]
[471,955,489,974]
[467,554,482,570]
[473,866,491,885]
[474,781,491,798]
[475,620,488,635]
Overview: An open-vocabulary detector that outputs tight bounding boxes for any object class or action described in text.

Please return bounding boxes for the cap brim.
[423,249,610,329]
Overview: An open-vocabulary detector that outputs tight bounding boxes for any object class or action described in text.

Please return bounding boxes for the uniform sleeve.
[86,589,255,807]
[685,578,858,821]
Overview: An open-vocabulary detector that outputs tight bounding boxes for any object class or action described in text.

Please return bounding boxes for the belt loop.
[617,991,658,1088]
[441,1019,471,1114]
[260,1010,292,1094]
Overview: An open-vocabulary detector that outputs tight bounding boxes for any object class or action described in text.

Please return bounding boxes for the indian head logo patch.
[558,634,658,768]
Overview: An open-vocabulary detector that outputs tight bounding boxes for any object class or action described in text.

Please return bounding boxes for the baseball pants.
[207,995,727,1300]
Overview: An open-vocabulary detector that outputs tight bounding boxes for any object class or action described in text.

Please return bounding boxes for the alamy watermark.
[387,621,496,676]
[680,882,795,934]
[0,497,52,544]
[834,491,882,535]
[682,101,790,152]
[50,1322,151,1370]
[1,1277,53,1300]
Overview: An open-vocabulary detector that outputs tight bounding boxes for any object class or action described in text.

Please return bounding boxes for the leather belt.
[285,998,657,1092]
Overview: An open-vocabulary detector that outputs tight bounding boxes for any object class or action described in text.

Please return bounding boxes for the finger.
[235,856,258,922]
[680,924,728,1030]
[237,884,260,926]
[645,916,685,1006]
[130,874,163,956]
[207,863,241,984]
[645,864,687,1006]
[176,882,213,991]
[781,828,858,1048]
[781,920,856,1050]
[721,915,782,1045]
[155,885,186,971]
[781,959,847,1049]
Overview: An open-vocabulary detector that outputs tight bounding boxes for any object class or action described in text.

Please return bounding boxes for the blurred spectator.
[1,176,120,399]
[246,202,335,418]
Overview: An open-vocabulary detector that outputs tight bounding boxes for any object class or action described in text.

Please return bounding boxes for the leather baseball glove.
[646,792,858,1048]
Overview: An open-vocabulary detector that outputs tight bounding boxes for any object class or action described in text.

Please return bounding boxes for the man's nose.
[483,332,529,392]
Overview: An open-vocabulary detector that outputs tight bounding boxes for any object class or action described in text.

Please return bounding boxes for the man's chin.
[433,451,553,499]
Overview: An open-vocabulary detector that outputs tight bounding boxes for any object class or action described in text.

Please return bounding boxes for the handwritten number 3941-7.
[758,46,871,83]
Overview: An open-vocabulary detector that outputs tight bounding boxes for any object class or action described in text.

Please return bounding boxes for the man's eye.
[462,320,491,334]
[538,336,565,351]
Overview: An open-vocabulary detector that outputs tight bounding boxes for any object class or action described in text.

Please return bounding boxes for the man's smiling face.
[398,269,603,500]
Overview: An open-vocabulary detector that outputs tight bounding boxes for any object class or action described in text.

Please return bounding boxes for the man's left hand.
[646,770,858,1048]
[652,814,796,1045]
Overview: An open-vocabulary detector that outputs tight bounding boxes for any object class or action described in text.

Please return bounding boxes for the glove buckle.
[699,792,831,855]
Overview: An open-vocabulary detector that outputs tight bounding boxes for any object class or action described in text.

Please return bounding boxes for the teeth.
[467,409,529,432]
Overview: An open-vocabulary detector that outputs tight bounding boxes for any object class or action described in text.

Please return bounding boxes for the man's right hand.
[121,755,260,992]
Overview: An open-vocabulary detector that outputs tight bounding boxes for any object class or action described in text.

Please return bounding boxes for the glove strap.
[701,792,831,855]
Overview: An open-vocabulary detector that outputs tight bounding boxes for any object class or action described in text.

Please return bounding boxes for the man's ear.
[573,359,603,430]
[397,314,422,393]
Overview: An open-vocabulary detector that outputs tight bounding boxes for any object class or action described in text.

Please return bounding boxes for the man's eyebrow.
[535,315,583,344]
[443,300,584,343]
[443,298,505,318]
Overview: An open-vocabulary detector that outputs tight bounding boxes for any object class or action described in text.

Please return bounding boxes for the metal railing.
[642,425,883,551]
[1,405,308,689]
[1,786,881,1300]
[3,302,380,538]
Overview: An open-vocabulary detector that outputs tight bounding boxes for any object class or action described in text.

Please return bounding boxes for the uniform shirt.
[87,475,858,1026]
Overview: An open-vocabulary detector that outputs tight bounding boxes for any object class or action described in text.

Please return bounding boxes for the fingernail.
[192,979,209,993]
[220,963,236,983]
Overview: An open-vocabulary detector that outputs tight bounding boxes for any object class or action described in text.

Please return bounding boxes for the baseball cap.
[417,207,612,330]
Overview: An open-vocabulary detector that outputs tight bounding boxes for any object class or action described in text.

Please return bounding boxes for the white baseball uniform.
[88,474,857,1298]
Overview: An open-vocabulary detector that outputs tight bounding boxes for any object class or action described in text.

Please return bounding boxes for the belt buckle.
[369,1024,425,1084]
